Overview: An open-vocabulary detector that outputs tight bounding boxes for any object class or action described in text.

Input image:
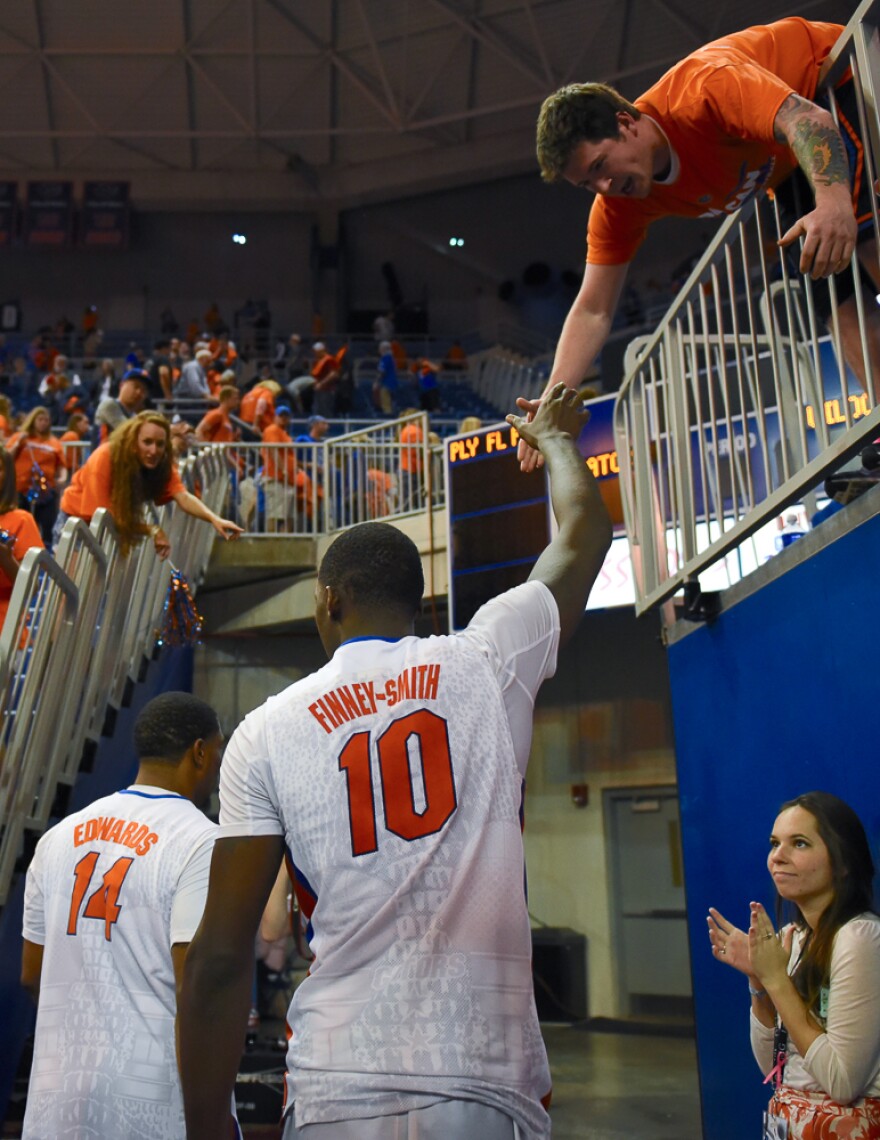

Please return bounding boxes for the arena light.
[448,237,464,247]
[232,233,247,245]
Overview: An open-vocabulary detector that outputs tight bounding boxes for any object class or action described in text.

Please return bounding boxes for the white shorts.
[283,1100,522,1139]
[263,479,293,521]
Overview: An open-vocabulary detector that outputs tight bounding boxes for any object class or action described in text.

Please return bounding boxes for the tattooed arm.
[773,93,857,279]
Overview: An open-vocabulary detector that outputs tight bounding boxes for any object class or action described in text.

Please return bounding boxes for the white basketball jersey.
[22,786,218,1140]
[219,580,560,1139]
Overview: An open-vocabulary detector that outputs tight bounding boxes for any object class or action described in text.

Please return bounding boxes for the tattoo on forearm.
[774,94,849,188]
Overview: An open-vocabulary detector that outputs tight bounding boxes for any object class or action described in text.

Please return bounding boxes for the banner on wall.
[24,181,74,247]
[80,181,130,248]
[0,182,16,246]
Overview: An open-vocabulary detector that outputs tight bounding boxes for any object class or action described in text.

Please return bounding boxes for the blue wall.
[668,515,880,1140]
[0,646,193,1126]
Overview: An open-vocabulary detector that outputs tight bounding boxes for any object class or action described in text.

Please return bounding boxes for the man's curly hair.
[536,82,640,182]
[108,412,173,555]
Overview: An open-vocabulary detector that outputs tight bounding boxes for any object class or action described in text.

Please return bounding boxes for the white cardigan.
[750,913,880,1103]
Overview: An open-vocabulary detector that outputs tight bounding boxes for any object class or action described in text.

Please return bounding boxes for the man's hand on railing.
[778,183,857,279]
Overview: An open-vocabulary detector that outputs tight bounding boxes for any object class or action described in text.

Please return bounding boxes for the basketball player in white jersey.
[179,383,612,1140]
[20,691,240,1140]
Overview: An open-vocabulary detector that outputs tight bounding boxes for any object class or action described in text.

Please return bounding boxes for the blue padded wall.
[668,514,880,1140]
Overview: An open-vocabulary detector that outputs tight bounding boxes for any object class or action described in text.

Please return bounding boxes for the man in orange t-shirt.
[522,18,879,455]
[260,406,312,532]
[398,412,424,513]
[196,386,240,444]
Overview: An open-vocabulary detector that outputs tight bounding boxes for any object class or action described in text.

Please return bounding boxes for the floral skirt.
[768,1085,880,1139]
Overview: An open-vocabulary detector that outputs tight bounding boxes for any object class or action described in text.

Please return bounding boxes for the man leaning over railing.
[519,16,880,470]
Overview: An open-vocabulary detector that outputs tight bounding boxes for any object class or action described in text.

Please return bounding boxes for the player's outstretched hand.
[515,396,544,472]
[507,383,588,457]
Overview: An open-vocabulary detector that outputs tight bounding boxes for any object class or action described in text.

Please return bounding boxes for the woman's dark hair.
[133,691,220,764]
[318,521,424,618]
[0,449,17,513]
[776,791,876,1017]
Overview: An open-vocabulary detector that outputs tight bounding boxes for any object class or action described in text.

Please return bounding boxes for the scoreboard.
[446,423,548,629]
[445,396,625,629]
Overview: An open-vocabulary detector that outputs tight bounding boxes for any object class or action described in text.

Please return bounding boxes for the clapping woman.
[708,792,880,1138]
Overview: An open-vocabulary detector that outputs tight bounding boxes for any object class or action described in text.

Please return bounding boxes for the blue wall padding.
[668,515,880,1140]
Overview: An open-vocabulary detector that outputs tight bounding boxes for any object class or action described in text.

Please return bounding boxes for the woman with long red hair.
[58,411,241,557]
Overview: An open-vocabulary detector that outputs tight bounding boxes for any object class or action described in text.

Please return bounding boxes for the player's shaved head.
[319,522,424,618]
[134,691,221,765]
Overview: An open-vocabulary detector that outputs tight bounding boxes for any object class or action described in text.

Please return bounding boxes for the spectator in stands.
[94,369,149,444]
[413,357,441,413]
[294,414,329,506]
[458,415,483,433]
[390,339,408,371]
[57,411,241,557]
[261,405,311,534]
[186,318,201,345]
[373,340,397,415]
[148,338,174,402]
[442,339,468,371]
[125,344,147,372]
[175,348,218,408]
[6,407,68,544]
[39,354,87,422]
[373,310,395,345]
[170,417,196,460]
[204,302,223,334]
[312,343,348,419]
[160,305,180,336]
[0,396,12,442]
[80,304,99,339]
[0,448,43,631]
[241,378,281,433]
[9,357,35,411]
[59,412,90,471]
[196,385,240,444]
[209,330,237,377]
[95,357,117,402]
[398,409,424,512]
[285,334,310,381]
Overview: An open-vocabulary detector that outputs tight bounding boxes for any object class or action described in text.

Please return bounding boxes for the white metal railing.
[613,1,880,615]
[208,412,441,534]
[0,447,228,907]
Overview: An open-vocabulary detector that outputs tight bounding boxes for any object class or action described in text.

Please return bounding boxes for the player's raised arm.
[508,382,612,643]
[518,261,629,472]
[774,93,857,279]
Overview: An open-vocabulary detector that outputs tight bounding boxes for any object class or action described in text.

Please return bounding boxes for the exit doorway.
[604,786,693,1021]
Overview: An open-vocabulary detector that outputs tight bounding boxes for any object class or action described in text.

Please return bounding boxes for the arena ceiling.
[0,0,857,210]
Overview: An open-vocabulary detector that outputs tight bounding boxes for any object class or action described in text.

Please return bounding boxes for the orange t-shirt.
[8,433,66,494]
[586,18,843,265]
[399,422,424,473]
[59,430,86,471]
[198,408,235,443]
[60,443,185,521]
[0,508,44,628]
[261,423,299,482]
[240,385,276,431]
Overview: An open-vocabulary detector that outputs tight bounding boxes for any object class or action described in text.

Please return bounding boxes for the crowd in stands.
[0,303,482,614]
